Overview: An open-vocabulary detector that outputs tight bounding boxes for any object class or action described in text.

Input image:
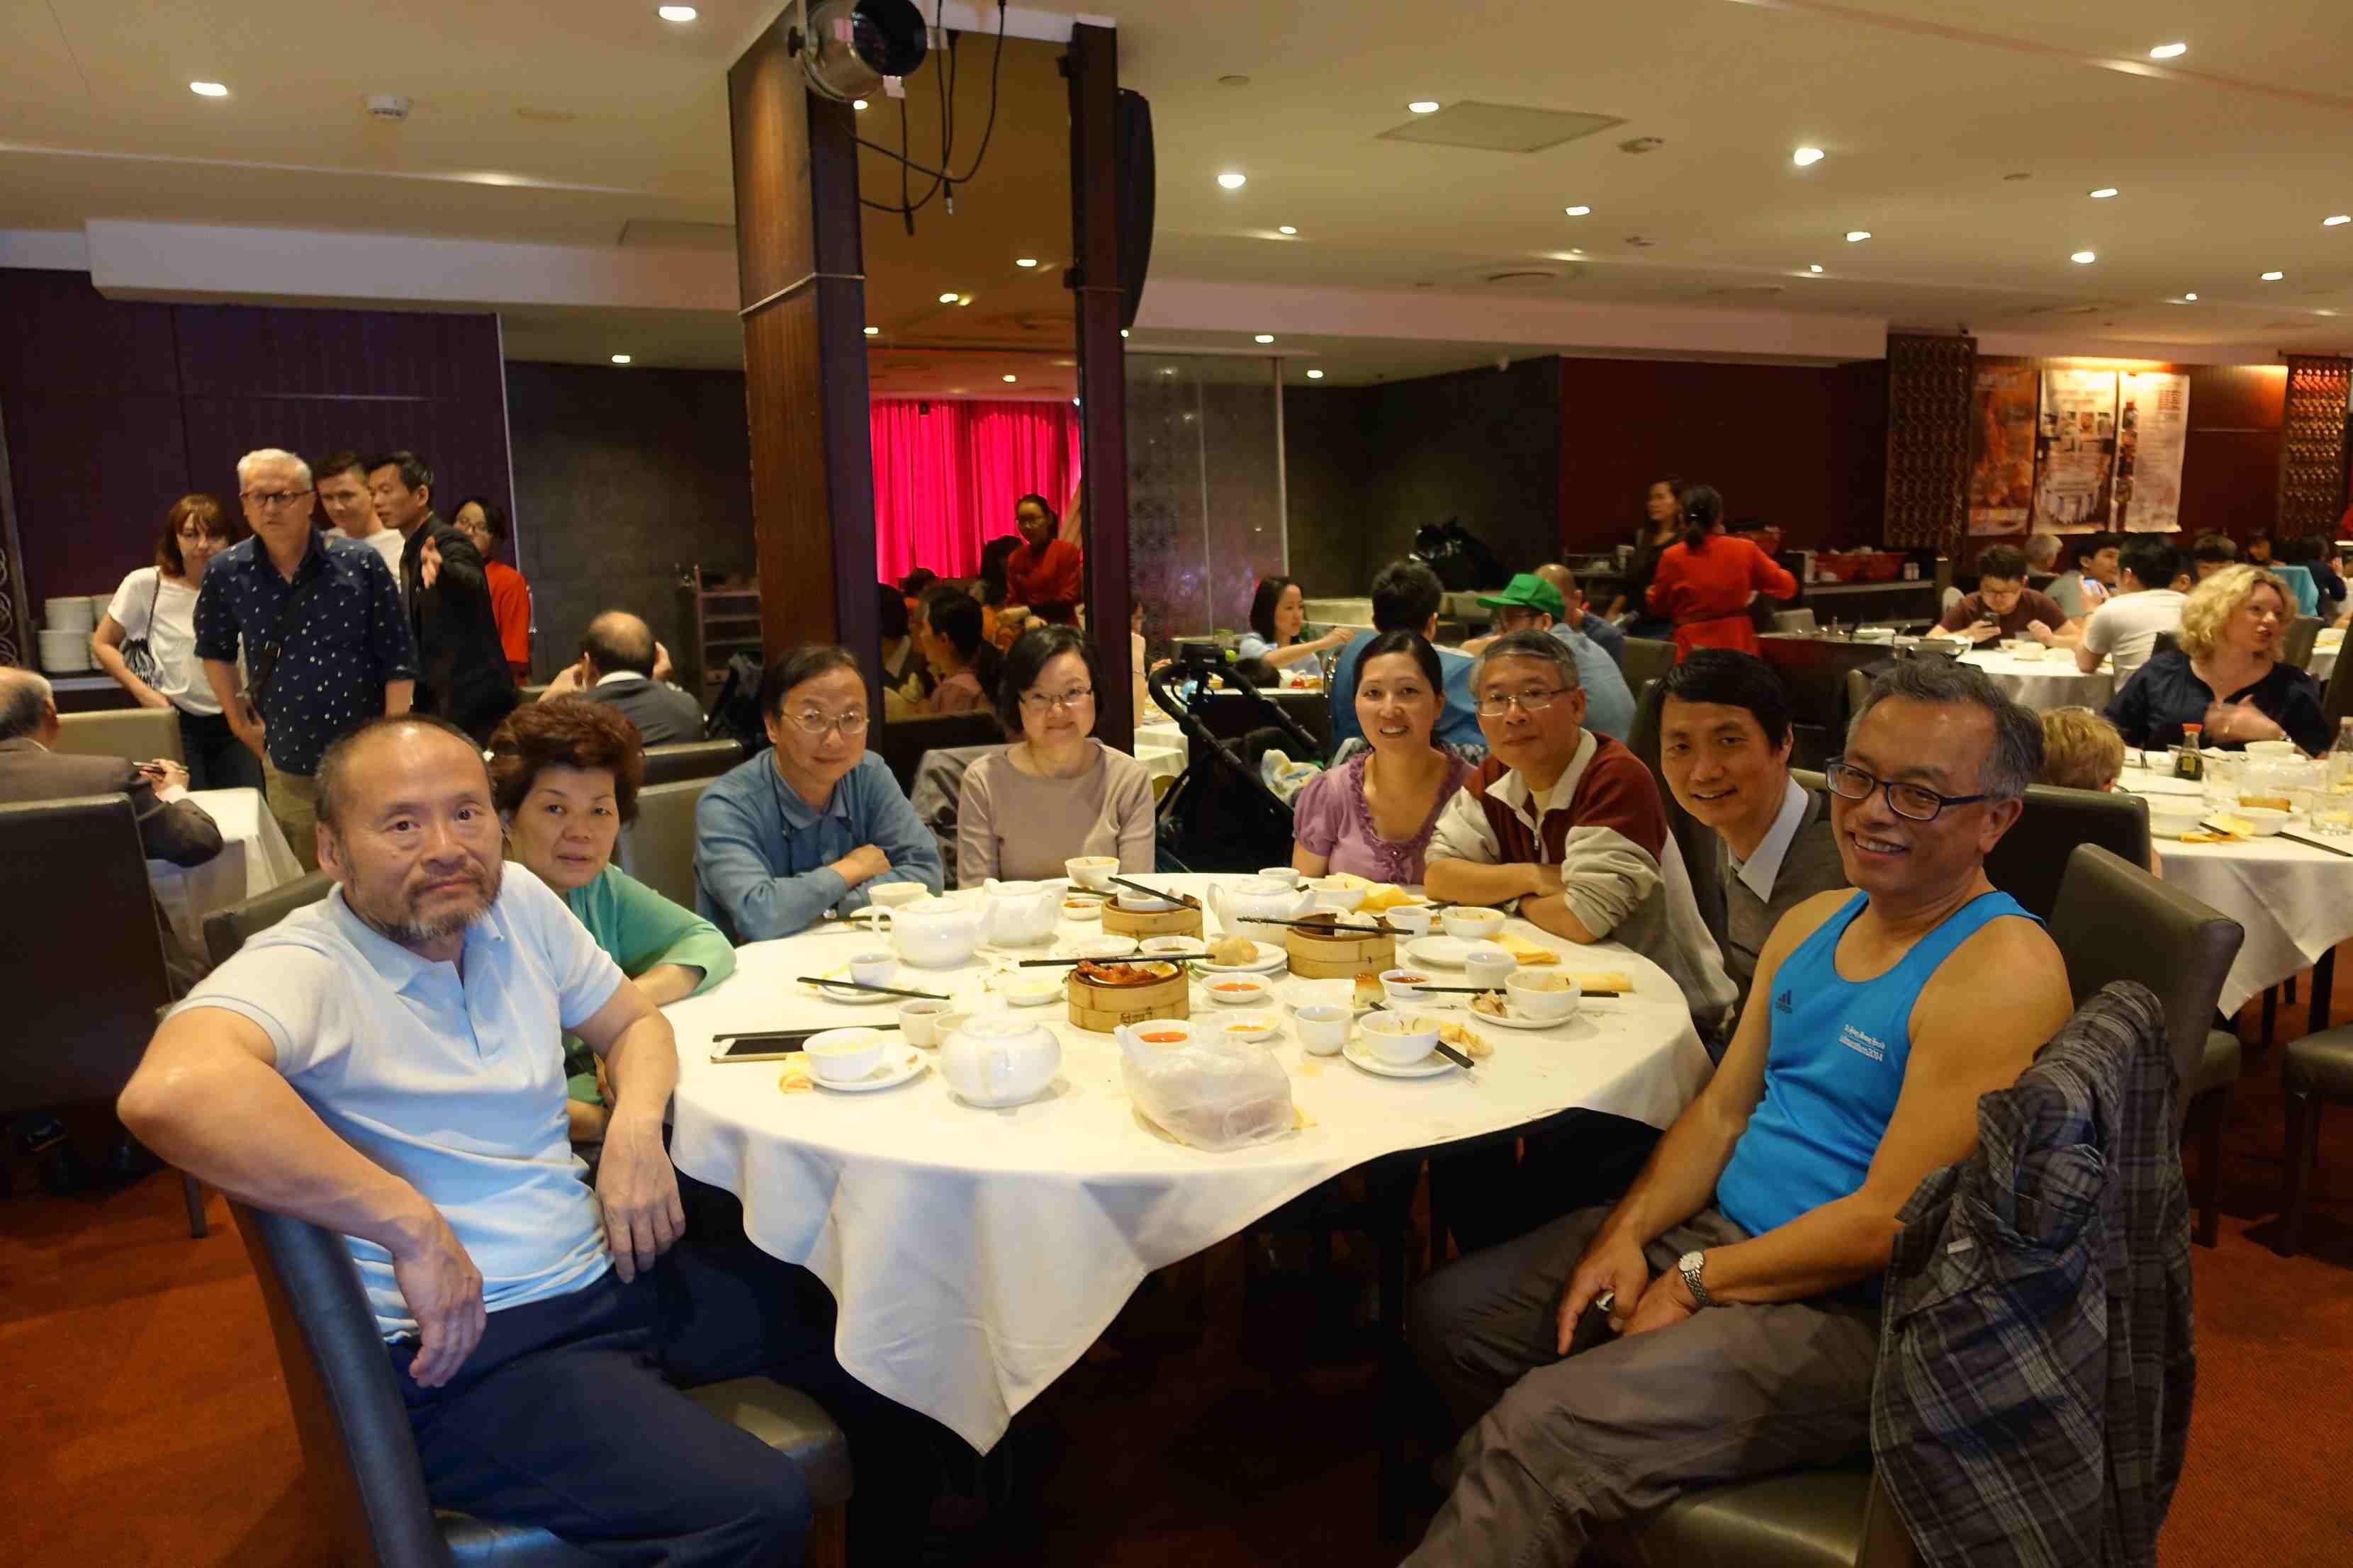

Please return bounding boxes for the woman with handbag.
[90,494,264,791]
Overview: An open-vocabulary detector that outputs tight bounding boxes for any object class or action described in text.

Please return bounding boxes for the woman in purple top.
[1292,630,1469,885]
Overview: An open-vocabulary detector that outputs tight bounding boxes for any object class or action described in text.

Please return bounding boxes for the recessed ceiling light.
[2148,42,2187,60]
[1160,368,1176,376]
[1809,264,1824,273]
[610,354,632,365]
[1845,230,1872,242]
[863,326,879,336]
[1408,101,1440,114]
[1217,171,1247,190]
[1254,333,1275,344]
[1003,374,1018,383]
[939,291,961,303]
[1306,369,1325,379]
[1277,225,1298,235]
[189,81,229,97]
[2327,215,2352,227]
[657,5,698,20]
[1015,257,1038,267]
[853,98,869,111]
[2182,293,2198,301]
[2089,187,2119,199]
[1792,147,1824,167]
[1119,329,1129,338]
[2070,251,2097,264]
[2263,271,2286,281]
[1564,205,1592,217]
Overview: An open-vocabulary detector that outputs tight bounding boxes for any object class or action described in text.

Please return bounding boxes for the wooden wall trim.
[1882,332,1975,554]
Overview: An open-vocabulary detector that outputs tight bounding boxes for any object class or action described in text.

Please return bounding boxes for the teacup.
[1256,866,1304,888]
[895,1001,964,1048]
[1065,855,1118,891]
[1383,905,1434,939]
[1464,945,1514,991]
[1295,1003,1350,1056]
[804,1027,889,1083]
[849,951,896,988]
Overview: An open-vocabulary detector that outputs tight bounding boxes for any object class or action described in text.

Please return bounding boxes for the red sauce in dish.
[1213,981,1259,992]
[1139,1031,1186,1043]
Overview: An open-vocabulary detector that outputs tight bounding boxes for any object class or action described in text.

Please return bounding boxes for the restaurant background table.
[2310,630,2340,683]
[147,786,304,961]
[1958,647,2114,711]
[663,876,1712,1453]
[2122,772,2353,1014]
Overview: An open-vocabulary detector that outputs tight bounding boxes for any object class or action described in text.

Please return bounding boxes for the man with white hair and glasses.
[193,447,415,868]
[1405,658,2072,1567]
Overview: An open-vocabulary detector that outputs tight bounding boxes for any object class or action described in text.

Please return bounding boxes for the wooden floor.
[4,993,2349,1567]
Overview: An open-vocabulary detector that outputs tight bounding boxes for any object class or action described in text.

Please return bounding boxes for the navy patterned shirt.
[193,530,418,775]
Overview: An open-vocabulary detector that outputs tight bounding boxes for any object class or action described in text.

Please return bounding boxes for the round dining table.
[147,786,305,961]
[2122,769,2353,1015]
[2309,629,2340,684]
[1958,647,2114,711]
[663,875,1713,1453]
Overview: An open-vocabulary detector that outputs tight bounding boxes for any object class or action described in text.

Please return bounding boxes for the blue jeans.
[176,708,264,794]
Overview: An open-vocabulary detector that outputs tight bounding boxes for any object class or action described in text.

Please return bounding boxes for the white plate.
[1463,1002,1575,1030]
[1208,1013,1279,1043]
[805,977,897,1005]
[1201,940,1287,974]
[1340,1038,1457,1078]
[810,1046,928,1093]
[1284,978,1376,1016]
[1055,935,1138,960]
[1403,935,1480,969]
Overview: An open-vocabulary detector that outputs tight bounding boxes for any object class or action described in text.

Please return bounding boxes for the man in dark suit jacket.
[368,451,518,745]
[543,610,707,745]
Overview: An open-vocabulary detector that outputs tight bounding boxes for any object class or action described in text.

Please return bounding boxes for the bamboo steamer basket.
[1101,893,1203,940]
[1285,913,1395,978]
[1067,961,1191,1033]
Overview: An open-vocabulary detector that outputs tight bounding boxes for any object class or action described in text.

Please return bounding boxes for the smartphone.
[708,1030,820,1064]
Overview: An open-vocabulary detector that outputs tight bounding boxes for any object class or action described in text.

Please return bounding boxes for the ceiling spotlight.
[1792,147,1824,167]
[1015,257,1038,267]
[1306,369,1325,379]
[1809,264,1824,273]
[853,98,869,111]
[1119,329,1129,338]
[658,5,698,20]
[863,326,880,336]
[610,354,633,365]
[939,291,961,303]
[1564,205,1592,217]
[1408,101,1440,114]
[1160,367,1176,376]
[2182,293,2198,301]
[2262,270,2286,281]
[1217,171,1247,190]
[1002,374,1018,383]
[189,81,229,97]
[2089,187,2119,199]
[1845,230,1872,242]
[1277,225,1298,235]
[1254,333,1275,344]
[2327,215,2352,227]
[2148,42,2187,60]
[2070,251,2097,264]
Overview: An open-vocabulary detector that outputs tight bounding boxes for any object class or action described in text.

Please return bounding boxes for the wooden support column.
[1065,22,1134,745]
[729,16,880,716]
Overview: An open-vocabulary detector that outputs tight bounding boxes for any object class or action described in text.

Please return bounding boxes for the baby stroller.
[1147,650,1327,872]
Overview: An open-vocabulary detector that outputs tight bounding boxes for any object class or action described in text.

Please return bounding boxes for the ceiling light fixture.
[1015,257,1038,267]
[1160,368,1176,376]
[610,354,633,365]
[2148,42,2187,60]
[853,98,869,111]
[189,81,229,97]
[1809,264,1824,273]
[1217,171,1247,190]
[1277,225,1298,235]
[1003,374,1017,383]
[938,291,961,303]
[658,5,698,20]
[2071,251,2097,264]
[1119,329,1129,338]
[1306,369,1325,379]
[1792,147,1824,167]
[1254,333,1275,344]
[2089,186,2119,199]
[2182,293,2198,301]
[1845,230,1872,242]
[1564,205,1591,216]
[863,326,880,336]
[1407,101,1440,114]
[2327,215,2352,227]
[2263,271,2286,281]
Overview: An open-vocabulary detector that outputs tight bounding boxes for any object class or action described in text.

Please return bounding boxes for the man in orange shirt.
[454,497,533,680]
[1004,493,1083,621]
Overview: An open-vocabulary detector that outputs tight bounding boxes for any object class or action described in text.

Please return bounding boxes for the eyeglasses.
[1825,762,1989,823]
[786,708,867,737]
[1474,688,1571,718]
[240,488,313,510]
[1019,687,1095,714]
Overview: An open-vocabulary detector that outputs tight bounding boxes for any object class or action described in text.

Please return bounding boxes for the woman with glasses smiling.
[694,645,943,942]
[957,625,1155,886]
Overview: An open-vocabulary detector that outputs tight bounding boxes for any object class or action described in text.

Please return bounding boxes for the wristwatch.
[1677,1249,1714,1309]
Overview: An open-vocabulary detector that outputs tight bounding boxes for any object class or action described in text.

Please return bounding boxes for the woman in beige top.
[958,625,1156,886]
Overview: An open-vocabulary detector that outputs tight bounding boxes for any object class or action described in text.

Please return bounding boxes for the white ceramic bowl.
[1140,934,1208,958]
[1117,1017,1196,1050]
[1505,969,1582,1023]
[849,950,896,988]
[1439,906,1505,943]
[1463,945,1515,990]
[2235,806,2291,837]
[1214,1013,1279,1043]
[1383,905,1434,939]
[1113,888,1179,913]
[1256,866,1304,887]
[1065,855,1118,890]
[1379,966,1432,1006]
[804,1027,889,1082]
[2010,643,2045,662]
[1061,891,1107,921]
[2245,740,2297,759]
[1358,1010,1440,1066]
[994,970,1067,1007]
[2145,799,2206,840]
[1306,878,1368,912]
[1295,1003,1350,1055]
[1205,973,1274,1007]
[867,881,932,909]
[895,1000,962,1048]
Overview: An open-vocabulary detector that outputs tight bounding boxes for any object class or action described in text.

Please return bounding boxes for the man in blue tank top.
[1404,660,2076,1567]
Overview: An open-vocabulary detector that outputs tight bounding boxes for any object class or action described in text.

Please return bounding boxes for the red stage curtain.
[870,398,1083,582]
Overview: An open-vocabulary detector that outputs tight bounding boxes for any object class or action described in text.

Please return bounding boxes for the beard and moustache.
[342,841,505,949]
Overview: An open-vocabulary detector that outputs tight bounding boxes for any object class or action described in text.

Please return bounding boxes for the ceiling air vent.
[1377,102,1626,154]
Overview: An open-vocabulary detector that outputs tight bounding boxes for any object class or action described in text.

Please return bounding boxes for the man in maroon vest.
[1426,629,1734,1037]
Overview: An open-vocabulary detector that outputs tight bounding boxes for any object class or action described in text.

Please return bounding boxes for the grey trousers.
[1404,1204,1882,1568]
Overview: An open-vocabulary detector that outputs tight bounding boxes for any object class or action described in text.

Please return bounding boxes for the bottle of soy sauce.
[2176,723,2204,782]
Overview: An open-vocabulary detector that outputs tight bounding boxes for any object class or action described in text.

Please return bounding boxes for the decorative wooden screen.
[1883,332,1976,554]
[2276,354,2351,541]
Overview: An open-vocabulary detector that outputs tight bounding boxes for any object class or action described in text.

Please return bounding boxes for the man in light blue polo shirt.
[118,714,853,1565]
[696,645,943,942]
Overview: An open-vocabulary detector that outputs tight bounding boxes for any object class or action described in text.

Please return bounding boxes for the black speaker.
[1114,89,1155,331]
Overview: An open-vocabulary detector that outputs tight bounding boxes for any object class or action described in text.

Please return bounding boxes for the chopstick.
[1432,1042,1475,1071]
[794,976,950,1000]
[1016,954,1192,966]
[1236,914,1386,932]
[715,1026,899,1041]
[1107,875,1201,910]
[1412,984,1624,998]
[2277,829,2353,859]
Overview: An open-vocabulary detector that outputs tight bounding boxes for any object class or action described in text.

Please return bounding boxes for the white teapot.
[938,1014,1062,1107]
[1206,876,1315,941]
[979,879,1060,947]
[884,896,984,969]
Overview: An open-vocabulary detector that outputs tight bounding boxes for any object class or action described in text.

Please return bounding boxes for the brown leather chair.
[2280,1026,2353,1256]
[0,794,205,1235]
[872,711,1006,795]
[52,706,184,764]
[231,1200,852,1568]
[641,738,746,787]
[2324,635,2353,733]
[1620,637,1676,696]
[614,777,714,911]
[2045,844,2244,1246]
[1597,1462,1921,1568]
[2282,614,2324,672]
[1983,784,2150,923]
[203,869,334,969]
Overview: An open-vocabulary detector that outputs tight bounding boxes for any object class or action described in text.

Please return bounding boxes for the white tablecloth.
[1134,717,1186,783]
[148,787,305,961]
[664,876,1712,1452]
[2122,774,2353,1014]
[2309,633,2340,682]
[1959,649,2113,711]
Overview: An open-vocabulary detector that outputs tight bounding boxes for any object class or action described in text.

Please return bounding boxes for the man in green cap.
[1468,573,1636,740]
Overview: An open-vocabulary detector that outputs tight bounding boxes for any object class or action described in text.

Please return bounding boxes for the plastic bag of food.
[1259,748,1321,804]
[1118,1030,1296,1151]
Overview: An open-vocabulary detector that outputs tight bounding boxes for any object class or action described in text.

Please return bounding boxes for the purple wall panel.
[6,394,191,600]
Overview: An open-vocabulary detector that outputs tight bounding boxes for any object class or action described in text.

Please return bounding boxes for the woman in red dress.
[1645,484,1797,660]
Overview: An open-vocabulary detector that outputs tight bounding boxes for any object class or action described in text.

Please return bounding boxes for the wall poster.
[2033,368,2119,534]
[1967,361,2039,535]
[2111,371,2189,534]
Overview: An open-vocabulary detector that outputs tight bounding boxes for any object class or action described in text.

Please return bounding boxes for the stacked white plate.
[37,628,91,672]
[44,596,96,634]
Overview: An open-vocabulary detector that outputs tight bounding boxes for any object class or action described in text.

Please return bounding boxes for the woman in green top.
[488,697,737,1144]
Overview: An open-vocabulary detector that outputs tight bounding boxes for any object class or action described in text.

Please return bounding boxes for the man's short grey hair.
[2023,533,2062,568]
[235,448,313,490]
[1847,658,2042,802]
[1470,627,1581,690]
[0,667,55,741]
